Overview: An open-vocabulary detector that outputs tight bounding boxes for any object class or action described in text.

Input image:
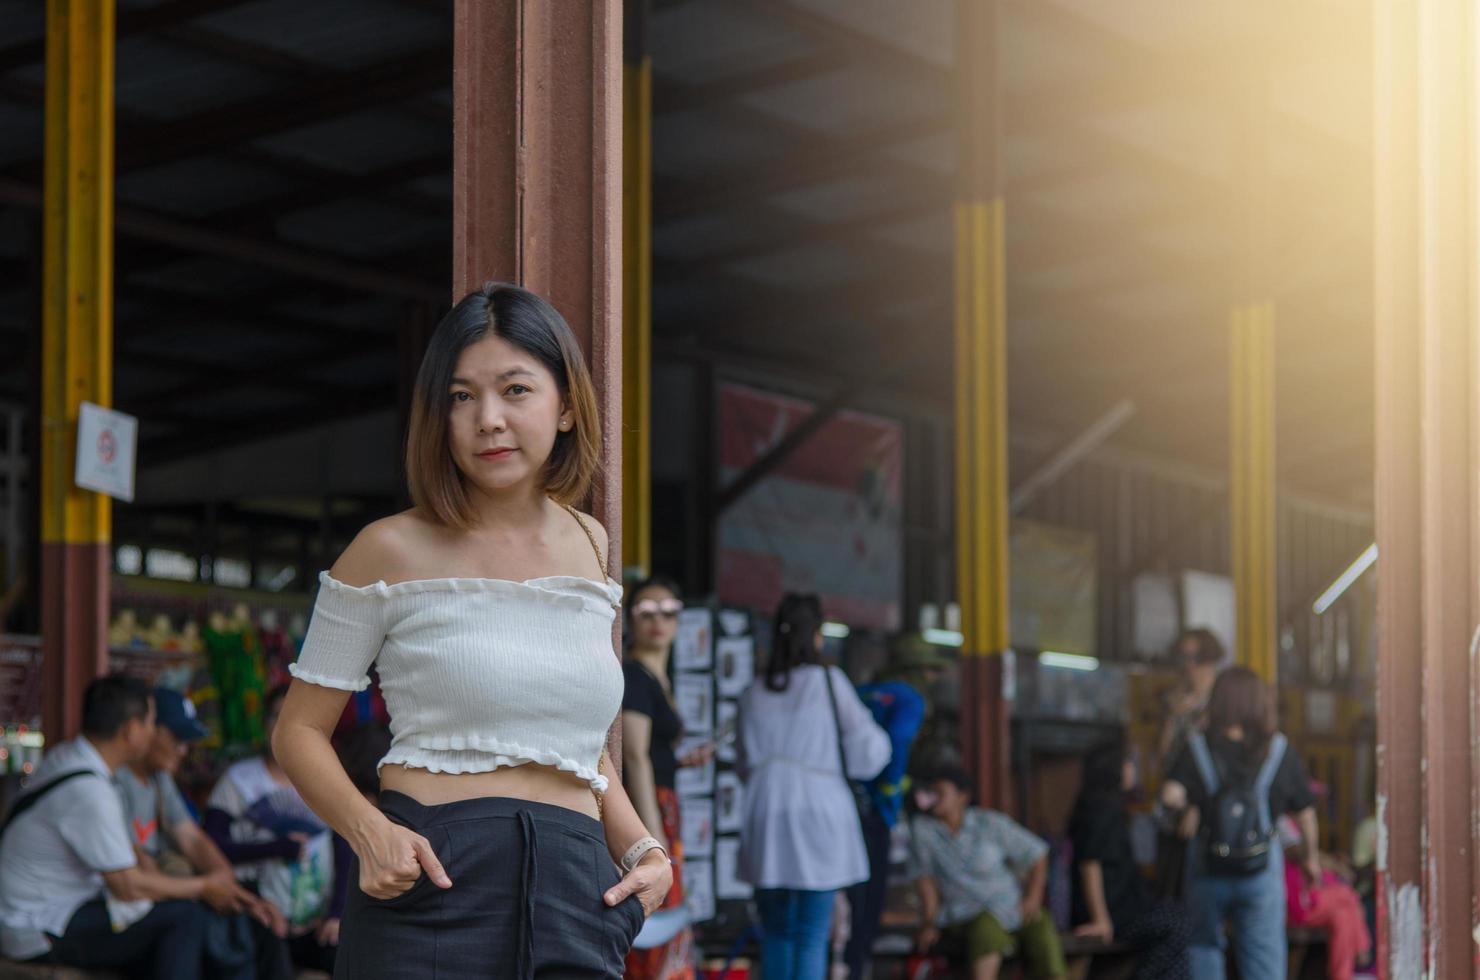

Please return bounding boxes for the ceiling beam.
[747,0,950,94]
[0,0,260,73]
[140,384,394,465]
[155,23,450,126]
[655,113,949,223]
[117,48,448,173]
[208,153,450,232]
[654,51,849,116]
[0,176,443,302]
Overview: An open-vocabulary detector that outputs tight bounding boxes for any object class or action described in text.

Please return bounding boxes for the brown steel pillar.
[953,0,1011,814]
[452,1,623,768]
[41,0,115,741]
[452,0,623,562]
[1373,1,1477,975]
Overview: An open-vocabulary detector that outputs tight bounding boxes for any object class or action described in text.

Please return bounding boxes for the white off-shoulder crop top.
[288,570,624,792]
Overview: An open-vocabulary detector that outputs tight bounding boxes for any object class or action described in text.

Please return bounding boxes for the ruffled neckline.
[318,570,622,605]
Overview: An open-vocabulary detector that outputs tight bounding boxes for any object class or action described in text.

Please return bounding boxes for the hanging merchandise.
[202,607,269,750]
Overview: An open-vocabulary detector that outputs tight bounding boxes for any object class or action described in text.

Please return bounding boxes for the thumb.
[604,869,640,907]
[413,835,452,888]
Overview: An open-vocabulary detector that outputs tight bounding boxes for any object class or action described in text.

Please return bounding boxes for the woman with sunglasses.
[620,576,706,979]
[739,593,891,980]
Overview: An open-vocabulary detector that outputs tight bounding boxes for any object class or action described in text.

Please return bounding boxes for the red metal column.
[1373,1,1478,975]
[452,0,623,558]
[40,0,115,741]
[953,0,1011,814]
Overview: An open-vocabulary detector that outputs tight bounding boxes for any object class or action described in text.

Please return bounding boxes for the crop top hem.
[317,570,621,606]
[378,743,609,794]
[287,662,370,692]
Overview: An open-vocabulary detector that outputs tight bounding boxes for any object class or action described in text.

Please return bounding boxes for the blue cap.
[154,688,209,742]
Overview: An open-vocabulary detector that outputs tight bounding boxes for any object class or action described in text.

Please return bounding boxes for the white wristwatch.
[621,836,669,872]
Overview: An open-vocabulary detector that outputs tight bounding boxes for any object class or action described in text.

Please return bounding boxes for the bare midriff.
[379,762,601,821]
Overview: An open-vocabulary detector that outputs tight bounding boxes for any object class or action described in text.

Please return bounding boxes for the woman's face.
[447,334,570,499]
[630,584,682,651]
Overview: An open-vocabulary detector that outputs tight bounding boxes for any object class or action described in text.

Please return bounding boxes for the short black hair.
[264,683,290,717]
[336,723,392,797]
[81,674,154,739]
[1173,628,1225,666]
[930,765,974,794]
[1081,737,1129,797]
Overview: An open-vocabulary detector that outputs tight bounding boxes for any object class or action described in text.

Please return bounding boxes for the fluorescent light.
[821,621,851,639]
[923,628,964,647]
[1313,543,1377,615]
[1039,651,1100,672]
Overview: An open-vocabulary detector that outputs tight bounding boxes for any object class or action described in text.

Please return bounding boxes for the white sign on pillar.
[75,402,138,503]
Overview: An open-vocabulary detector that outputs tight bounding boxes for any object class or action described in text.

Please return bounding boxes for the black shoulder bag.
[823,667,877,824]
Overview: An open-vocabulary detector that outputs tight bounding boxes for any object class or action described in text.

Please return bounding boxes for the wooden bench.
[0,965,330,980]
[870,923,1134,979]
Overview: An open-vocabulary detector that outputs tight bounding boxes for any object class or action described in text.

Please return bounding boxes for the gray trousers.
[335,791,643,979]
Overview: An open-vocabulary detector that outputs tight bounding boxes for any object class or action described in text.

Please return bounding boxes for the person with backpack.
[1160,667,1320,980]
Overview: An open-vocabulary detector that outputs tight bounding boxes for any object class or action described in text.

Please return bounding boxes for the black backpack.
[1187,731,1287,876]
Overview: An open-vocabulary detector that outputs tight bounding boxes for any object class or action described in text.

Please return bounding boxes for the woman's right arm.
[274,682,449,898]
[620,709,668,846]
[1073,861,1114,941]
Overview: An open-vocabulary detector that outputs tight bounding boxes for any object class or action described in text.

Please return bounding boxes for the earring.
[560,419,571,430]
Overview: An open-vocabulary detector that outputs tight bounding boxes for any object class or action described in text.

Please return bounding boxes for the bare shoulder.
[330,510,440,587]
[570,508,610,555]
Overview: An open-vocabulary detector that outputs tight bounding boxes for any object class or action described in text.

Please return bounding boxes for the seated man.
[205,685,343,974]
[909,767,1067,980]
[115,687,282,978]
[0,675,252,979]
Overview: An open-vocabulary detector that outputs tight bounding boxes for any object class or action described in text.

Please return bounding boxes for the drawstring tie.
[516,809,539,980]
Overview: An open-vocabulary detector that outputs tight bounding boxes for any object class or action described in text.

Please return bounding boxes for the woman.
[1069,739,1189,979]
[738,593,890,980]
[272,283,671,979]
[621,575,704,980]
[1278,815,1371,980]
[1161,667,1319,980]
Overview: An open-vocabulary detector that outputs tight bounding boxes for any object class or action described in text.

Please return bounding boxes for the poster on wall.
[1181,570,1236,666]
[684,859,716,922]
[715,700,739,764]
[715,637,754,698]
[674,674,713,736]
[716,838,753,900]
[715,770,744,833]
[1009,520,1097,655]
[674,608,713,672]
[715,383,904,630]
[679,797,715,859]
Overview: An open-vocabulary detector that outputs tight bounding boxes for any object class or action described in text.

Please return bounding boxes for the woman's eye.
[506,385,531,396]
[450,391,472,403]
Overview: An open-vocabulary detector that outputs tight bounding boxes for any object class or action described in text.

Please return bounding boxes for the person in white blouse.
[738,593,891,980]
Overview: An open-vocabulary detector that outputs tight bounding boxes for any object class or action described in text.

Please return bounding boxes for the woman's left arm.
[599,750,674,916]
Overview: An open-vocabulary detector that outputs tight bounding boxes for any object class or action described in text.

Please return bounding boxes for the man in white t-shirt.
[0,675,250,978]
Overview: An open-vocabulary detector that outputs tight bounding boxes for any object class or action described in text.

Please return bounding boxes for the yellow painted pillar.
[954,0,1012,813]
[621,0,652,581]
[1230,306,1276,681]
[41,0,114,740]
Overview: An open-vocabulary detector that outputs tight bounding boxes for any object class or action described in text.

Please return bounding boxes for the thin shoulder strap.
[1253,733,1288,833]
[1186,732,1219,795]
[564,504,606,577]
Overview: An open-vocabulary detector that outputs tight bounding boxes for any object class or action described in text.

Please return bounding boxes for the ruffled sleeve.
[288,573,387,692]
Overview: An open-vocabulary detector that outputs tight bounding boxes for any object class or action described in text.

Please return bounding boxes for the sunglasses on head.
[633,598,684,619]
